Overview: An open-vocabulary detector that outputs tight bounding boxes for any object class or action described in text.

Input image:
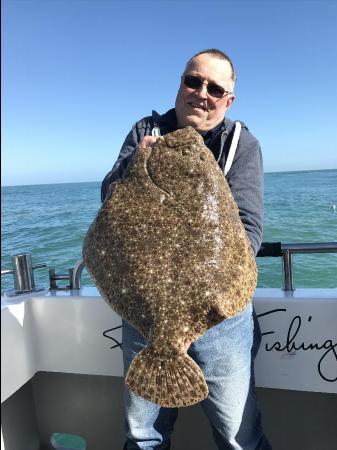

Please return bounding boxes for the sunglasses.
[183,74,231,99]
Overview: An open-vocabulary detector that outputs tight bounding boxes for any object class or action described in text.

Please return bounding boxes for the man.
[101,49,271,450]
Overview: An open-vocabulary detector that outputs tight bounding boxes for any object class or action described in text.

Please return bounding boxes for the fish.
[82,126,257,407]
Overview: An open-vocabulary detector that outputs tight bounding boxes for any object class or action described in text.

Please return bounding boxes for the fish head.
[146,127,218,203]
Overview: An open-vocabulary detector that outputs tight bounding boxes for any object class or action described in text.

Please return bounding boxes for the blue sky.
[2,0,337,186]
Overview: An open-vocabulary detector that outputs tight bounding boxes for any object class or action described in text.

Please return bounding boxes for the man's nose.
[195,83,208,99]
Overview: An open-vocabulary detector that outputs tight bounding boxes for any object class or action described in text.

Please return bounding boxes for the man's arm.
[101,127,140,202]
[101,120,158,202]
[226,131,264,256]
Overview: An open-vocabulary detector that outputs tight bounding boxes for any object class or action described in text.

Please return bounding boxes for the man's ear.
[225,95,235,110]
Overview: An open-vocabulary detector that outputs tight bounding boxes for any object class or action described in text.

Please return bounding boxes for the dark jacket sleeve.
[101,125,142,202]
[226,129,264,256]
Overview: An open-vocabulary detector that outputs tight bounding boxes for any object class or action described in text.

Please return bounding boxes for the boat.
[1,242,337,450]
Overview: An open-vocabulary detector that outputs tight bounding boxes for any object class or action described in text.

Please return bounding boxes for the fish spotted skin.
[83,126,257,407]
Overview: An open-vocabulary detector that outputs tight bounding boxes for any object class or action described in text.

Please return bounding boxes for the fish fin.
[125,347,208,407]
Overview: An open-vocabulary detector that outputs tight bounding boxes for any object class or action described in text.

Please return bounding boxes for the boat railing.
[1,242,336,296]
[256,241,337,290]
[70,241,337,291]
[1,253,47,297]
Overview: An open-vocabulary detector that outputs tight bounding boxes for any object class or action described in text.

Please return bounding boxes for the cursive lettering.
[257,309,337,383]
[103,325,123,350]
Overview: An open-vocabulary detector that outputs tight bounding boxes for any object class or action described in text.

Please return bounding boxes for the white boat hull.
[2,287,336,404]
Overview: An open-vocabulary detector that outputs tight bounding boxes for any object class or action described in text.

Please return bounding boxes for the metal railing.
[71,260,86,289]
[256,241,337,290]
[2,242,336,296]
[1,253,47,297]
[71,241,337,292]
[48,260,85,290]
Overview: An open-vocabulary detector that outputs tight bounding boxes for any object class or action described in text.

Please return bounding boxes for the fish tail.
[125,347,208,407]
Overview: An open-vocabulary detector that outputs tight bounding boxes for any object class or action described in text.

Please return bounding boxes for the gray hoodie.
[101,109,263,256]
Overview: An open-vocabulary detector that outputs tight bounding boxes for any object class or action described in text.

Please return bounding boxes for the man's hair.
[184,48,237,89]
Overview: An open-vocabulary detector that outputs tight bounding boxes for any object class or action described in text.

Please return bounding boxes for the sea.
[1,169,337,293]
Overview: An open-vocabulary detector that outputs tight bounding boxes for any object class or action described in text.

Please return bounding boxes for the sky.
[2,0,337,186]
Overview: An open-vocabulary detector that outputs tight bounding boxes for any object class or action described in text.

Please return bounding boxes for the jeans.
[122,302,271,450]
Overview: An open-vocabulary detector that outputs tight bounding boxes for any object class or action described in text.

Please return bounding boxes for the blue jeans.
[122,302,271,450]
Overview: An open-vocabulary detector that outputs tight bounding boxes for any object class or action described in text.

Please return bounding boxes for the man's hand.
[183,340,191,353]
[138,136,158,149]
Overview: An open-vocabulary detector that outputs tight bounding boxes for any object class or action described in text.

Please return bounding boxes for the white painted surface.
[254,292,337,392]
[1,287,336,403]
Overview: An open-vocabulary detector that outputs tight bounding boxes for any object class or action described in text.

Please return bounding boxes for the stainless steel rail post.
[1,253,47,296]
[72,260,86,289]
[282,250,294,291]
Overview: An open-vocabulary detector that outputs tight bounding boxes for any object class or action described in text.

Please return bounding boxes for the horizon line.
[1,167,336,188]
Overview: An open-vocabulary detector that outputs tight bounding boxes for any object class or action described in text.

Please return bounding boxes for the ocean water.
[1,170,337,293]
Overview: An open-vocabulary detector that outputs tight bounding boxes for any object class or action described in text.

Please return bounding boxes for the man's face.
[175,54,235,132]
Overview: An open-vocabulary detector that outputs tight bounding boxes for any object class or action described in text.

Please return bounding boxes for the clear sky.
[2,0,337,186]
